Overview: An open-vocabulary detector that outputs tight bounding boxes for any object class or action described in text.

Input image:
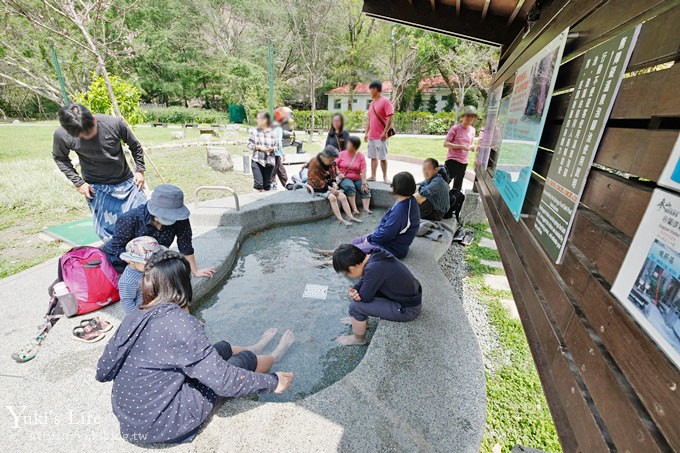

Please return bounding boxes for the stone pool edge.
[187,186,486,453]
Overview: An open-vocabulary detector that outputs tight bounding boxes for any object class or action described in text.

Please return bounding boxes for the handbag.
[337,151,360,183]
[370,101,396,138]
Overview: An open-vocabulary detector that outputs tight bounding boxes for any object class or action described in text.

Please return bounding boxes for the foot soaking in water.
[195,210,386,402]
[96,250,295,445]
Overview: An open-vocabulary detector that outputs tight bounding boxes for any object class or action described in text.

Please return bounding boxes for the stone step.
[500,299,520,320]
[479,237,498,250]
[480,259,504,270]
[484,274,511,292]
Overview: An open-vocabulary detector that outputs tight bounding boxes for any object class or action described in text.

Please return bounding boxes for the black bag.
[437,165,451,184]
[444,188,465,222]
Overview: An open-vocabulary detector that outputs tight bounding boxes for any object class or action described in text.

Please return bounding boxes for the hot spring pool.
[195,210,386,402]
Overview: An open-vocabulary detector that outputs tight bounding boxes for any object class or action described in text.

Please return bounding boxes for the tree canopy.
[0,0,499,119]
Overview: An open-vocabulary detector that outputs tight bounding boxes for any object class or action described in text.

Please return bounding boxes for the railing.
[193,186,240,211]
[292,182,314,195]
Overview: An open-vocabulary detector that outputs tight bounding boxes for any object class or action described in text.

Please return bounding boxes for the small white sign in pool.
[303,284,328,300]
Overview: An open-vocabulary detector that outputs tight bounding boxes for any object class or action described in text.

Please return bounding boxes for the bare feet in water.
[336,334,367,346]
[271,330,296,362]
[340,219,352,226]
[349,217,363,223]
[249,328,278,354]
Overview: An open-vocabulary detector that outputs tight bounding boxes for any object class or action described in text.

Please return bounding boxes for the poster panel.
[476,85,504,169]
[534,26,641,263]
[611,189,680,370]
[494,28,569,220]
[658,134,680,192]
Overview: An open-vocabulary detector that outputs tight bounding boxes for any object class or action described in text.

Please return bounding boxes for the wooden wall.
[477,1,680,451]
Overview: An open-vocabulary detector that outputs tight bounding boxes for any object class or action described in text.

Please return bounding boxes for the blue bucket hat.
[147,184,190,221]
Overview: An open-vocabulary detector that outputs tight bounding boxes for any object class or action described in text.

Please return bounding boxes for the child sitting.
[118,236,162,313]
[332,244,423,346]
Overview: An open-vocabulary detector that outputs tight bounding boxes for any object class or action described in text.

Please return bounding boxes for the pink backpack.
[58,247,120,315]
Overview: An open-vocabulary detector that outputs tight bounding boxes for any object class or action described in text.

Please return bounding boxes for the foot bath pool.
[195,210,385,402]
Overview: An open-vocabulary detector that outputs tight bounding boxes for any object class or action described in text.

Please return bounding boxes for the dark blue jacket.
[102,204,194,274]
[353,248,422,306]
[367,196,420,259]
[96,304,278,444]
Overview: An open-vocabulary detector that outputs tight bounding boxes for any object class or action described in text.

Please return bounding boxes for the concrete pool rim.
[185,185,487,452]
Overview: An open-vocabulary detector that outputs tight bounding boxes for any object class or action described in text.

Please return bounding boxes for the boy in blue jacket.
[332,244,422,346]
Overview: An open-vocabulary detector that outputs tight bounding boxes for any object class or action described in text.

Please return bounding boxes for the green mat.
[44,217,100,246]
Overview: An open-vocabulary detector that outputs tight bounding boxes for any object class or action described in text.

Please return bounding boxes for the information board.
[476,85,504,169]
[494,29,568,220]
[534,26,640,262]
[611,189,680,370]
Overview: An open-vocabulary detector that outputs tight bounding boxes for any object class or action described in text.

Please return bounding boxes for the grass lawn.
[382,135,476,170]
[0,122,253,278]
[463,223,561,453]
[0,121,469,278]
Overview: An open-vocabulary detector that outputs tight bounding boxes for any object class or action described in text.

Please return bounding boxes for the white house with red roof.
[326,76,457,113]
[326,81,392,112]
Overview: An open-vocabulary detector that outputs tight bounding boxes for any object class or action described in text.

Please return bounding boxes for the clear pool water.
[195,210,385,402]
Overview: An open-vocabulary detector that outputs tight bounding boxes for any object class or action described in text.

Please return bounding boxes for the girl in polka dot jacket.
[96,250,295,444]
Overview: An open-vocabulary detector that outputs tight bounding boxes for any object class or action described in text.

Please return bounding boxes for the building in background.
[326,81,393,112]
[326,76,459,113]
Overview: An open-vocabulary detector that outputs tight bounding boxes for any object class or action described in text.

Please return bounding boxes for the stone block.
[207,146,233,172]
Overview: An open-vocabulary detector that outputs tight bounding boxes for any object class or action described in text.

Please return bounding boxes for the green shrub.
[74,74,146,125]
[291,109,480,135]
[143,107,230,124]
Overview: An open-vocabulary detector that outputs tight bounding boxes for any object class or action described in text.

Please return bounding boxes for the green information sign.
[534,25,641,263]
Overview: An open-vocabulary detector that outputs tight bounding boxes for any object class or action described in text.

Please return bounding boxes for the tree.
[413,90,424,111]
[1,0,139,118]
[444,94,455,112]
[74,74,145,125]
[420,35,498,113]
[280,0,337,140]
[427,94,437,113]
[375,25,424,112]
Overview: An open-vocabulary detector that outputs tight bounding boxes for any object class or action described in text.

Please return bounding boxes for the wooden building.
[362,0,680,451]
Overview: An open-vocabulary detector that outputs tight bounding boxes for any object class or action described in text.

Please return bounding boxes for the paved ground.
[0,184,485,452]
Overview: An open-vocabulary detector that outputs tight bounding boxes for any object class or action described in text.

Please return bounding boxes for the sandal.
[79,316,113,333]
[72,325,106,343]
[11,337,43,363]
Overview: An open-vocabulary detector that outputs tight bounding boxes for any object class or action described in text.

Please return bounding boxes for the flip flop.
[461,230,475,246]
[79,316,113,333]
[453,228,466,242]
[72,325,106,343]
[11,337,43,363]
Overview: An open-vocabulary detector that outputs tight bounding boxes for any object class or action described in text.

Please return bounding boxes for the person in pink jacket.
[443,106,477,191]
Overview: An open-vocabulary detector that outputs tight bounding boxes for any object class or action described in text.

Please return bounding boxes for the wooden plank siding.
[476,1,680,451]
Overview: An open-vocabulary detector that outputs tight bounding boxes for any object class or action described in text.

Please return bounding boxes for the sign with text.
[494,29,569,220]
[534,26,640,262]
[476,85,504,169]
[611,189,680,370]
